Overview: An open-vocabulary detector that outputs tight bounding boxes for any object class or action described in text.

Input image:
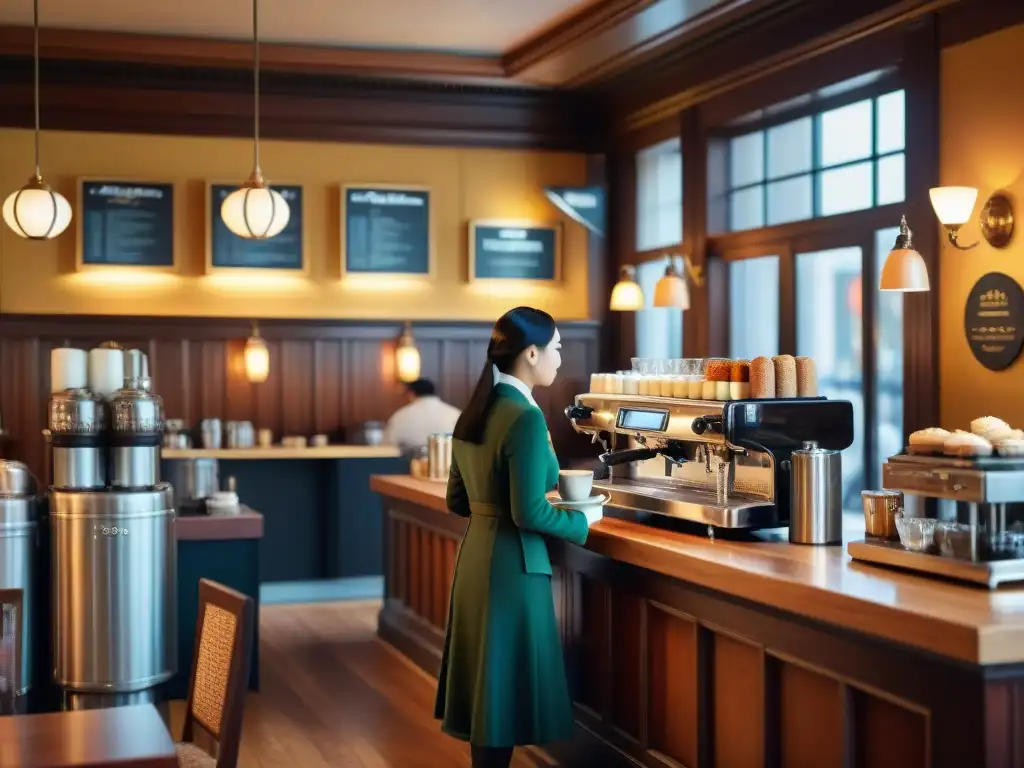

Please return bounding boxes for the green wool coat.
[434,383,589,748]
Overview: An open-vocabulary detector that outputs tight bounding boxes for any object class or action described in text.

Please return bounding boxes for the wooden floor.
[171,601,549,768]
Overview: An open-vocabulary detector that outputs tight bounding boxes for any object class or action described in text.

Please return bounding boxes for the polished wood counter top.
[371,474,1024,665]
[175,504,264,541]
[164,445,401,460]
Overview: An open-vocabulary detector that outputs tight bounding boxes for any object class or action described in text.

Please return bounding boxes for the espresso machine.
[565,393,854,533]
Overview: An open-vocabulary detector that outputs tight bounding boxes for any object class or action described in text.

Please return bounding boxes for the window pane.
[767,175,812,225]
[729,256,780,360]
[796,246,864,514]
[877,153,905,206]
[819,162,873,215]
[729,187,764,231]
[636,139,682,251]
[635,257,683,360]
[875,227,903,487]
[819,99,873,167]
[729,131,765,187]
[767,117,812,179]
[876,90,905,154]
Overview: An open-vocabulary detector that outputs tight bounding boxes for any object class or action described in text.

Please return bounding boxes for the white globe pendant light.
[221,0,290,240]
[3,0,72,241]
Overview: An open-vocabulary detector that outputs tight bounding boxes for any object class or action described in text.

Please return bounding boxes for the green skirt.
[434,515,575,747]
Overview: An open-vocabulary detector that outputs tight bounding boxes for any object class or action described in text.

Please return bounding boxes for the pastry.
[996,438,1024,458]
[971,416,1011,442]
[772,355,797,398]
[943,430,993,458]
[729,360,750,400]
[907,427,951,455]
[749,357,775,399]
[795,356,818,397]
[705,359,731,401]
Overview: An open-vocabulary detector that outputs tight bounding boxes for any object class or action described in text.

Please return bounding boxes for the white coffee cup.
[558,469,594,502]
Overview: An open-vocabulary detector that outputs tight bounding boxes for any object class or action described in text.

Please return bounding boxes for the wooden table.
[0,704,176,767]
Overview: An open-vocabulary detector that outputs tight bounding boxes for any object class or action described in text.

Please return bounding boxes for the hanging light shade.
[395,322,421,383]
[222,0,290,240]
[244,322,270,383]
[609,265,644,311]
[880,216,930,292]
[3,0,72,240]
[653,256,690,310]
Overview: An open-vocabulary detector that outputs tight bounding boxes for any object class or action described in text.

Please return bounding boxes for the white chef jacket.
[383,395,461,454]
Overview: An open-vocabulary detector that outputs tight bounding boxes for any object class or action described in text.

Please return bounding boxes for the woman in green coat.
[435,307,603,768]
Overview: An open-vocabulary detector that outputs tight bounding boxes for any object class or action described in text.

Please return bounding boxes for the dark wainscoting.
[0,314,600,483]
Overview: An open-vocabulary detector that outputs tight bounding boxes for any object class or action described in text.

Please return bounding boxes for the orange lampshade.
[244,325,270,383]
[879,216,930,292]
[396,322,421,383]
[609,265,644,311]
[653,259,690,309]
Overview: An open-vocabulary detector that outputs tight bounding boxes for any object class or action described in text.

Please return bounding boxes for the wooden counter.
[174,505,264,541]
[164,445,401,460]
[371,474,1024,665]
[373,474,1024,768]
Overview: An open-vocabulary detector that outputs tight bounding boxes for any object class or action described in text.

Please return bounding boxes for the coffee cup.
[558,469,594,502]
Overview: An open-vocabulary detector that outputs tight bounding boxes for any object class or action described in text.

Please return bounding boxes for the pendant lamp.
[395,322,422,383]
[221,0,290,240]
[653,253,702,310]
[2,0,72,240]
[879,216,930,292]
[609,265,644,311]
[244,322,270,383]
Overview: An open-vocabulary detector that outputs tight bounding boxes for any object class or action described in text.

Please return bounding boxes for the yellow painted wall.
[939,24,1024,429]
[0,129,590,320]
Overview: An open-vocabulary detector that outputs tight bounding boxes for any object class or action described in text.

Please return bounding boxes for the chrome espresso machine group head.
[565,393,854,529]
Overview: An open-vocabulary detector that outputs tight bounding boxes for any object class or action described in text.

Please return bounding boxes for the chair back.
[0,589,22,716]
[181,579,254,768]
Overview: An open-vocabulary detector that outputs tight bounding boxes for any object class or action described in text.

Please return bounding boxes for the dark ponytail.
[453,306,556,444]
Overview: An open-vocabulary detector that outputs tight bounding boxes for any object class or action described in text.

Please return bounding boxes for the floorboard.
[169,600,548,768]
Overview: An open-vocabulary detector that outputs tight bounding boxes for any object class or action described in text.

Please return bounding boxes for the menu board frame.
[204,180,309,275]
[468,219,562,283]
[340,183,435,280]
[75,177,178,272]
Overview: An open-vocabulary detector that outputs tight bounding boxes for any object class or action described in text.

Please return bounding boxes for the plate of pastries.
[908,417,1024,458]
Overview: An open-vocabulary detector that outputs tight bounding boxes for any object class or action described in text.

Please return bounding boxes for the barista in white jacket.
[383,379,461,455]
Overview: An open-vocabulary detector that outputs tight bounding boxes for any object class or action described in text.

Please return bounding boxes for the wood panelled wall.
[381,499,1012,768]
[0,314,599,481]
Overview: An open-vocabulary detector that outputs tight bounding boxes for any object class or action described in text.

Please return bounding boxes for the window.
[711,84,906,233]
[636,138,682,251]
[635,255,683,360]
[728,256,780,360]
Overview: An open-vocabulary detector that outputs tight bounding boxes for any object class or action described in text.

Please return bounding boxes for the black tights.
[470,746,513,768]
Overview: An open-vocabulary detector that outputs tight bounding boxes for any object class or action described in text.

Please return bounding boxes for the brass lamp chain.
[32,0,40,179]
[252,0,260,175]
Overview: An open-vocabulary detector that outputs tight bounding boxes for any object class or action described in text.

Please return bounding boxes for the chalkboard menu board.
[208,184,304,270]
[964,272,1024,371]
[470,222,560,281]
[343,186,431,275]
[78,180,174,268]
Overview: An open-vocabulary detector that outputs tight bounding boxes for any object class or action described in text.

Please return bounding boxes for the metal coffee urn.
[47,388,106,490]
[0,460,38,709]
[47,361,176,711]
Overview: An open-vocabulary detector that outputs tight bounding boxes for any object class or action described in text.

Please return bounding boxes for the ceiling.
[0,0,599,55]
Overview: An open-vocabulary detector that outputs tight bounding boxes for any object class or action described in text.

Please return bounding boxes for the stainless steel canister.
[163,458,219,509]
[427,433,453,481]
[789,440,843,545]
[861,490,904,541]
[50,484,176,693]
[109,377,164,489]
[48,389,106,490]
[0,463,36,698]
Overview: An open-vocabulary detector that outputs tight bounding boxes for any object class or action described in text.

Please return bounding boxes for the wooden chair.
[176,579,254,768]
[0,588,23,716]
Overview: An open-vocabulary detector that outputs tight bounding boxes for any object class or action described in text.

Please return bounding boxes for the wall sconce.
[395,321,421,383]
[653,253,703,310]
[879,216,929,292]
[609,265,644,311]
[244,321,270,383]
[929,187,1015,250]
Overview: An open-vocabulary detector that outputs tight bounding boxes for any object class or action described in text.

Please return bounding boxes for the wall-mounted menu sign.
[342,186,431,276]
[964,272,1024,371]
[469,221,560,281]
[78,180,174,268]
[208,183,304,271]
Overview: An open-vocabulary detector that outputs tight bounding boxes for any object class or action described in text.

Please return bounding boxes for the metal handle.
[565,404,595,421]
[599,447,658,466]
[691,416,723,435]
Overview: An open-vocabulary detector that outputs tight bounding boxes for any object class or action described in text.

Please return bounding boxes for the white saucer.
[550,492,610,511]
